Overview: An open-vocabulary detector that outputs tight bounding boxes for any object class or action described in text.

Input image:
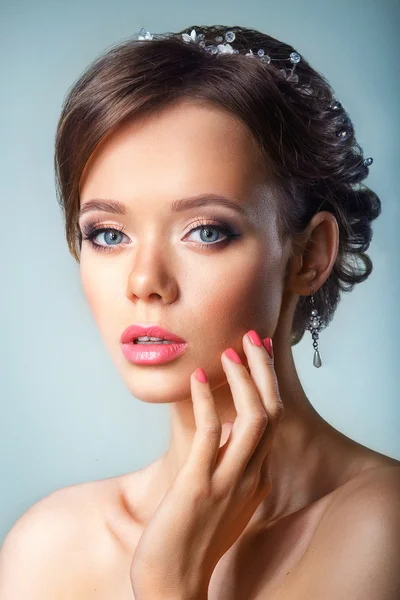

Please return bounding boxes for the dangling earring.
[306,283,323,368]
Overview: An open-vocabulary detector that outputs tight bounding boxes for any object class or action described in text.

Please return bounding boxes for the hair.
[54,24,382,346]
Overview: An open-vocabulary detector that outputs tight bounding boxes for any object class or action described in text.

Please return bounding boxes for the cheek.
[80,260,118,326]
[185,249,283,345]
[80,263,99,314]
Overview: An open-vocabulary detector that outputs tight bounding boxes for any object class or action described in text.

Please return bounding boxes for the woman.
[1,24,399,599]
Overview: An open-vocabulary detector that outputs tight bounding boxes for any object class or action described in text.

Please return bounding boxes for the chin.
[112,358,193,403]
[125,379,194,404]
[109,342,229,404]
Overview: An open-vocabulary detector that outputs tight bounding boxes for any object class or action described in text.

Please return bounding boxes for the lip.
[121,340,188,365]
[120,323,188,365]
[120,323,187,344]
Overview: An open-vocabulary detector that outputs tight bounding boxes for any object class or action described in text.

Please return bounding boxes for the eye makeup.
[80,216,241,253]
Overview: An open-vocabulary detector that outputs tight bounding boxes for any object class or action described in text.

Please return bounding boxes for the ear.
[285,211,339,295]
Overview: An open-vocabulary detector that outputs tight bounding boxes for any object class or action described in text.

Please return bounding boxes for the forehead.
[79,100,271,203]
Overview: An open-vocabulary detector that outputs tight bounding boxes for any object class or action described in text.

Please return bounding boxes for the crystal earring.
[306,283,323,368]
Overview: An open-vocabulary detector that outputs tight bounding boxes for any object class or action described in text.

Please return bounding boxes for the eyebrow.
[78,194,248,219]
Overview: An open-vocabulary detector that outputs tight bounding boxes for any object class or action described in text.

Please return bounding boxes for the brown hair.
[54,24,381,345]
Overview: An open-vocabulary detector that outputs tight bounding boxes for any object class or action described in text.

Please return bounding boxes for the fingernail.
[224,348,242,364]
[262,338,273,359]
[195,368,208,383]
[247,330,262,347]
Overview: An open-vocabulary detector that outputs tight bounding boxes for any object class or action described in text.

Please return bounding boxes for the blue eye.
[80,218,241,253]
[81,226,128,252]
[185,222,240,248]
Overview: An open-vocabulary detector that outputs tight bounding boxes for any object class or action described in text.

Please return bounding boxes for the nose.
[125,240,178,305]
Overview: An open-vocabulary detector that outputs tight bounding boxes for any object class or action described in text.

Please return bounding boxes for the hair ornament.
[138,27,301,82]
[136,27,374,170]
[138,28,154,40]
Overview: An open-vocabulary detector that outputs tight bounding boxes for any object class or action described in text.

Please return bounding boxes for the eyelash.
[80,217,241,254]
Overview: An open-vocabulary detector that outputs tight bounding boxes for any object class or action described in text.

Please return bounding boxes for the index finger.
[215,333,283,479]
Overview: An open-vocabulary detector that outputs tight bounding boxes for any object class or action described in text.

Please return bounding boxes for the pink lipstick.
[120,323,188,365]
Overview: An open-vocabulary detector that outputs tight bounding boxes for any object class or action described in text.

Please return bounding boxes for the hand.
[130,330,283,600]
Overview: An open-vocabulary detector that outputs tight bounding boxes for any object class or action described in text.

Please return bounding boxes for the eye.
[80,220,129,253]
[184,219,241,249]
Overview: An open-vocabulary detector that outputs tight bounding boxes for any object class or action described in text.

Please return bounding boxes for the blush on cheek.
[80,270,103,320]
[206,260,279,344]
[80,268,124,347]
[80,270,93,302]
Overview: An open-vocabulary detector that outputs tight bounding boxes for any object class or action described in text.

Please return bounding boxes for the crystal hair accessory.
[138,27,301,82]
[136,27,373,169]
[181,28,302,82]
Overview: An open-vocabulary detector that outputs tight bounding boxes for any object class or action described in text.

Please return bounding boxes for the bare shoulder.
[0,478,125,599]
[279,465,400,599]
[332,461,400,506]
[321,463,400,533]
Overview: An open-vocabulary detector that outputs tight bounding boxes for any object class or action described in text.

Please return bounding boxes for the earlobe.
[284,248,318,296]
[294,269,319,297]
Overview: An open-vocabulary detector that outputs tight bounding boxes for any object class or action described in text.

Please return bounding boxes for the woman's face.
[78,100,290,403]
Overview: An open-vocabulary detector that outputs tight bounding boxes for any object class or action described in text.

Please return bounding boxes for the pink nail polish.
[247,330,262,347]
[195,368,208,383]
[262,338,273,359]
[224,348,242,364]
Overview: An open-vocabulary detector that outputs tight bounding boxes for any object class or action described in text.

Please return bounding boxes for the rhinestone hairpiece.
[138,27,301,82]
[136,27,374,169]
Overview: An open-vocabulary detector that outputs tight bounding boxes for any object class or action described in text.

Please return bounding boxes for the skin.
[76,98,400,597]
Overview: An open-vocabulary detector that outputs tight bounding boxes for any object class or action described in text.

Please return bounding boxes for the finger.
[214,347,269,483]
[242,333,284,474]
[185,368,222,480]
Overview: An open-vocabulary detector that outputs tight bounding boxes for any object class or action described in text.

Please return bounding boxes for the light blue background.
[1,0,399,544]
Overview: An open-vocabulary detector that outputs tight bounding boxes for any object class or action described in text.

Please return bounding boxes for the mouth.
[120,323,188,364]
[132,337,176,345]
[120,323,187,345]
